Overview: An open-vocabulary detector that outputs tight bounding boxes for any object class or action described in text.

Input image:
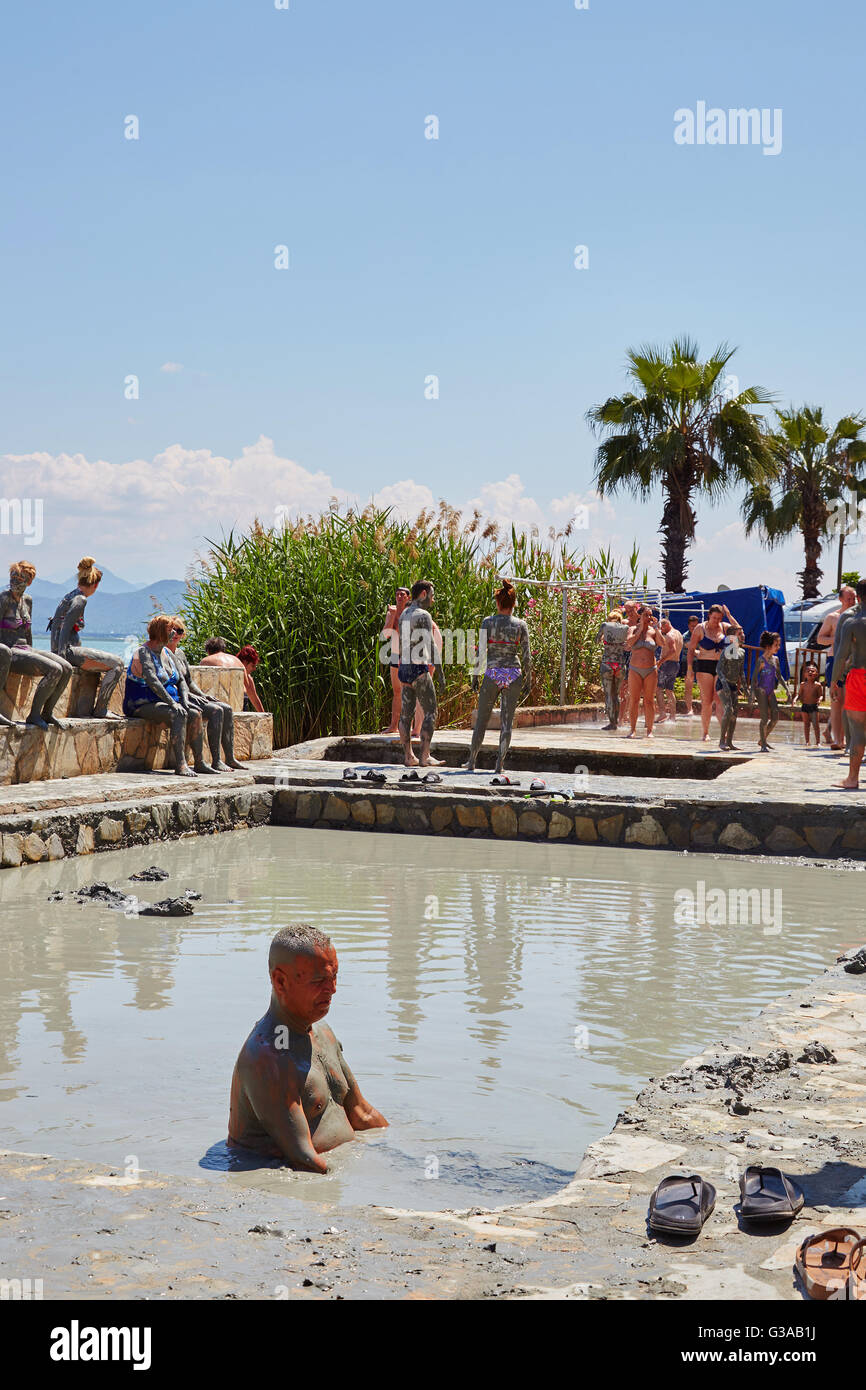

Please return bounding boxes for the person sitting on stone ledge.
[123,614,217,778]
[166,616,246,771]
[199,637,265,713]
[0,561,73,730]
[48,557,125,719]
[228,923,387,1171]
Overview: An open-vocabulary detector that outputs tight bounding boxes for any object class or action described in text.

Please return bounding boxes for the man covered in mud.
[228,924,387,1171]
[396,578,445,767]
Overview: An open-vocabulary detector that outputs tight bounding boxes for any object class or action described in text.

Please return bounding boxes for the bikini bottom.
[629,665,656,682]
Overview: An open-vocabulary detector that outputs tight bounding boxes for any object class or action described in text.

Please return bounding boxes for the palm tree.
[586,338,774,592]
[741,406,866,599]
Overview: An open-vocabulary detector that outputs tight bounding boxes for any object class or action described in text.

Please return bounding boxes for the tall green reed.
[180,506,640,747]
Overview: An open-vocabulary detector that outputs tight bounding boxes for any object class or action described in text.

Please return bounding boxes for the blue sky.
[2,0,864,591]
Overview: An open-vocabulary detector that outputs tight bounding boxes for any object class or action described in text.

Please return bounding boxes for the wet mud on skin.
[0,829,859,1217]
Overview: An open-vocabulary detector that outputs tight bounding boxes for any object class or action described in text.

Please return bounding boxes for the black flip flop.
[342,768,359,781]
[362,769,387,785]
[648,1174,716,1236]
[422,772,442,784]
[400,770,421,783]
[739,1166,804,1223]
[549,789,572,802]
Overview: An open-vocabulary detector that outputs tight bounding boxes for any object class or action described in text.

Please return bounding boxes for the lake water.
[0,828,856,1210]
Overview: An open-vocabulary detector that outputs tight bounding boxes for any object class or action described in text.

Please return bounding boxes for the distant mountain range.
[30,576,187,639]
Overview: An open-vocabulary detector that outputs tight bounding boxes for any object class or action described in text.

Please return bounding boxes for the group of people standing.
[598,598,790,750]
[0,556,263,777]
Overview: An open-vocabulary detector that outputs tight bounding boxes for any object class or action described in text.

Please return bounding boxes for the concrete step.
[0,662,243,722]
[0,711,272,785]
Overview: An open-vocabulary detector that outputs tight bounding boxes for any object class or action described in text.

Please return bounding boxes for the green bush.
[180,506,640,747]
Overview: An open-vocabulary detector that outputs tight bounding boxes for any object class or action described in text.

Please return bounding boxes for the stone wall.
[0,712,273,785]
[0,784,275,867]
[271,783,866,859]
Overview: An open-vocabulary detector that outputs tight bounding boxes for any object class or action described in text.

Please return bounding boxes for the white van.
[783,595,839,682]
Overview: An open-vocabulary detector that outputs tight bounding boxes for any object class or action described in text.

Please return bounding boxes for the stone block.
[23,832,47,862]
[719,822,760,852]
[97,817,123,844]
[548,811,573,840]
[518,811,547,837]
[1,832,23,867]
[295,792,322,822]
[376,803,395,826]
[803,825,841,857]
[690,819,719,848]
[490,804,518,838]
[323,795,350,822]
[430,805,453,832]
[625,814,668,847]
[151,801,172,833]
[573,815,599,843]
[175,801,195,831]
[46,833,66,860]
[597,814,624,844]
[456,804,489,830]
[75,824,95,855]
[196,798,217,824]
[126,810,151,835]
[765,825,807,855]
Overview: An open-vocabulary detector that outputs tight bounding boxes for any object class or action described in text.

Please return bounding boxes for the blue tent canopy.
[662,585,789,678]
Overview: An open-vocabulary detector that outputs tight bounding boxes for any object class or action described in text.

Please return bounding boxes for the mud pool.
[0,827,857,1210]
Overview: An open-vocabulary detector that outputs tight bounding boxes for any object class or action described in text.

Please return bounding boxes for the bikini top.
[633,637,656,652]
[698,630,725,651]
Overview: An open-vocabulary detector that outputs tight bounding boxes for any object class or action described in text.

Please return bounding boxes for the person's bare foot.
[624,731,638,739]
[702,733,710,742]
[645,732,654,739]
[656,714,668,724]
[380,725,398,734]
[176,764,197,777]
[420,755,444,766]
[404,752,419,767]
[837,778,860,789]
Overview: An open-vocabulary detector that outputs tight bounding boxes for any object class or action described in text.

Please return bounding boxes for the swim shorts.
[657,659,679,691]
[844,667,866,712]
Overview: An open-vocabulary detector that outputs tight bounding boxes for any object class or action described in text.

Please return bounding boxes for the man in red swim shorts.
[834,580,866,789]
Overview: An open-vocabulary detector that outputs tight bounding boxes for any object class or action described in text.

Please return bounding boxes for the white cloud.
[4,438,838,599]
[370,480,437,519]
[160,362,184,373]
[464,474,546,531]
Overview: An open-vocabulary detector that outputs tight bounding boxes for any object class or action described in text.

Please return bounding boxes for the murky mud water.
[0,828,856,1209]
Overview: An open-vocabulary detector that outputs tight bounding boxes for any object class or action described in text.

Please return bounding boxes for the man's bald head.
[269,923,333,972]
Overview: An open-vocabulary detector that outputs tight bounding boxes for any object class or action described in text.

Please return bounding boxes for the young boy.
[798,662,824,746]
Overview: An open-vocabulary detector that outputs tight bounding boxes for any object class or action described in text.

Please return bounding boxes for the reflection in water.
[0,827,854,1208]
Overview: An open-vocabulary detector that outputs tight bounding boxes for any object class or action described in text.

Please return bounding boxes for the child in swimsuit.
[750,631,790,751]
[798,662,824,746]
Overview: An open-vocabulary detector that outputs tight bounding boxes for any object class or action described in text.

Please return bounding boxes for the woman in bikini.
[686,603,738,742]
[624,605,663,738]
[0,561,73,729]
[465,579,531,773]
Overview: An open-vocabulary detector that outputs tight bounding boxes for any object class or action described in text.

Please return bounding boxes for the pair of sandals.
[648,1165,804,1238]
[399,769,442,785]
[343,768,386,785]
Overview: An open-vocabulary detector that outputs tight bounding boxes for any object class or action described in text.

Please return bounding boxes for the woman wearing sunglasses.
[166,617,245,770]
